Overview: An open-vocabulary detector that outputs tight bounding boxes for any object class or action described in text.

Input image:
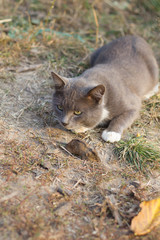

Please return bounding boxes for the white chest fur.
[100,108,109,122]
[100,97,109,122]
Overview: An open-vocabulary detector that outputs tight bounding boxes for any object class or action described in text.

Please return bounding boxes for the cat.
[51,35,159,142]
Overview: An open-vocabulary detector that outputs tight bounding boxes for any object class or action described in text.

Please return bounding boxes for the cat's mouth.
[60,124,89,133]
[58,120,90,133]
[58,122,75,132]
[68,127,90,133]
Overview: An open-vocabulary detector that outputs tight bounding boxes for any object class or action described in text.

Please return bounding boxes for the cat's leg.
[102,109,139,143]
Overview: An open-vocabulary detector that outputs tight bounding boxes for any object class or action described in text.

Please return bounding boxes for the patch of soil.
[0,62,160,239]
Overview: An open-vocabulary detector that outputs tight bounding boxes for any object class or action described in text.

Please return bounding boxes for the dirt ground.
[0,1,160,240]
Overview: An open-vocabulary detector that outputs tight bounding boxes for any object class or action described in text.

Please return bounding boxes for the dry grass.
[0,1,160,239]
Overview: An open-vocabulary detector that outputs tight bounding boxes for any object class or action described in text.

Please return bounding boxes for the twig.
[18,188,39,207]
[0,191,18,202]
[15,100,34,121]
[92,7,99,47]
[14,0,24,13]
[73,179,83,188]
[104,0,128,28]
[0,19,12,24]
[59,145,82,160]
[17,64,42,73]
[45,0,56,25]
[105,194,123,226]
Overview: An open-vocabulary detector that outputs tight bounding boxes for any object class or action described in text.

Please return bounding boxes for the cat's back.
[90,35,159,91]
[91,35,153,65]
[91,35,134,66]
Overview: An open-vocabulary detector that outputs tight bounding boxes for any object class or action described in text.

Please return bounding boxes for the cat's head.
[51,71,106,133]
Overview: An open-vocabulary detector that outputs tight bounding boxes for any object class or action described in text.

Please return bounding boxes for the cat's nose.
[61,121,69,127]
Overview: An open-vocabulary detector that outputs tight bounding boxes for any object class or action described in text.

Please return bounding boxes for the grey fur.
[52,35,159,142]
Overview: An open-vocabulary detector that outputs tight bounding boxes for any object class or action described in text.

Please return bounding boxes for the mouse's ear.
[86,85,105,102]
[51,71,68,90]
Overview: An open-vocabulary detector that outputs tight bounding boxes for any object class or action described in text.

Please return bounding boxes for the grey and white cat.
[51,35,159,142]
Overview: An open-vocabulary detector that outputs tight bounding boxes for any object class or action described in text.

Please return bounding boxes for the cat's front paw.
[102,130,121,143]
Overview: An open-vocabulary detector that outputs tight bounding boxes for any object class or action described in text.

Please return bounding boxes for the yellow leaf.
[131,198,160,236]
[136,133,141,137]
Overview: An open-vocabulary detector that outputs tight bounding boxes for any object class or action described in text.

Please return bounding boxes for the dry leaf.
[131,198,160,235]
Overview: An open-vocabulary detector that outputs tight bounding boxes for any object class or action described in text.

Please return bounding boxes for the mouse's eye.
[57,105,63,111]
[74,111,82,115]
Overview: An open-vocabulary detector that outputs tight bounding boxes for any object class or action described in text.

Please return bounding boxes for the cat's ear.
[51,71,68,90]
[86,85,105,102]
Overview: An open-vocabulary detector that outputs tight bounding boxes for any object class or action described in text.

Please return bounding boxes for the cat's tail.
[144,82,159,99]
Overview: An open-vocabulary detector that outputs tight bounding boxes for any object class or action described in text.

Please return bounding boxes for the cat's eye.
[57,105,63,111]
[74,111,82,115]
